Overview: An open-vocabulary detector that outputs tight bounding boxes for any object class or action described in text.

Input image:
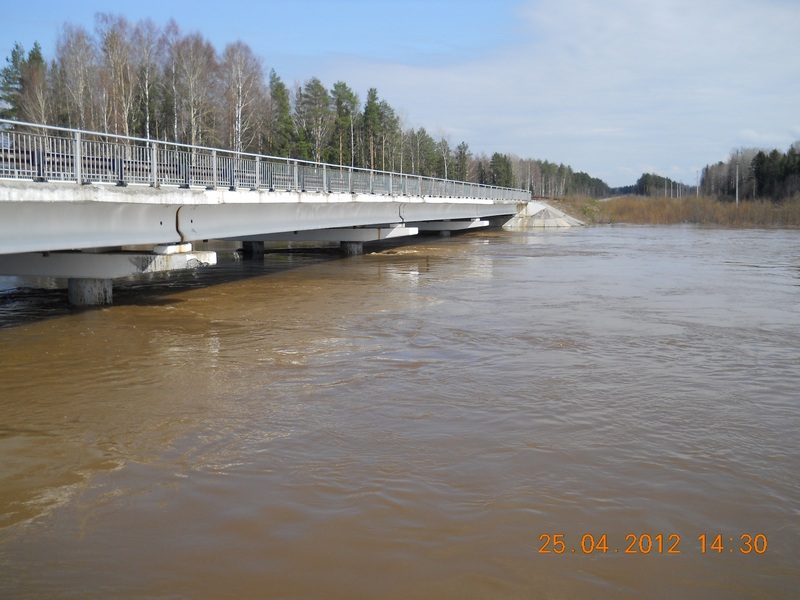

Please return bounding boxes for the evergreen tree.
[454,142,470,181]
[489,152,514,187]
[18,43,49,125]
[266,70,293,157]
[1,42,46,121]
[376,100,398,171]
[293,77,332,163]
[330,81,358,167]
[362,88,380,169]
[0,42,26,119]
[411,128,437,177]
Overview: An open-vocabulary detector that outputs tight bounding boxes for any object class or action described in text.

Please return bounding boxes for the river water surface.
[0,226,798,599]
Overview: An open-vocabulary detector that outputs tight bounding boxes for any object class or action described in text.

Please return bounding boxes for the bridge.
[0,120,538,305]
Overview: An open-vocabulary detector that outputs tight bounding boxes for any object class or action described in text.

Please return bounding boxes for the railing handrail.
[0,118,531,200]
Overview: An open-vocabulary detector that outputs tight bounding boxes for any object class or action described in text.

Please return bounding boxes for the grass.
[549,195,800,227]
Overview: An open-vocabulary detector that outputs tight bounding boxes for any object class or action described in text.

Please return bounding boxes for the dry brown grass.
[550,195,800,227]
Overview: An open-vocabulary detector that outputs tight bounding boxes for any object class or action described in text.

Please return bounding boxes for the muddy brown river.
[1,225,798,598]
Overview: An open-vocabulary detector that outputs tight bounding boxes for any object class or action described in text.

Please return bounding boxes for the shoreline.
[548,195,800,227]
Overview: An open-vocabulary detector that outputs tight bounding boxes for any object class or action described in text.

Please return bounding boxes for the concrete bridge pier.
[242,241,265,258]
[340,241,364,256]
[68,278,113,306]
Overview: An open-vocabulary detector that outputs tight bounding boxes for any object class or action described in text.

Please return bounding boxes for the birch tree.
[173,32,218,147]
[55,24,99,130]
[132,18,163,139]
[436,134,451,180]
[220,41,264,153]
[95,14,136,136]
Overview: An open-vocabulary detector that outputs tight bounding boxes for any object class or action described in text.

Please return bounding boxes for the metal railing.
[0,119,530,202]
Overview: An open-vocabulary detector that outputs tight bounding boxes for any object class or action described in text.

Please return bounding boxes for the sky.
[1,0,799,187]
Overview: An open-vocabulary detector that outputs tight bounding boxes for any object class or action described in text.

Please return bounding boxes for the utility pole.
[735,151,740,207]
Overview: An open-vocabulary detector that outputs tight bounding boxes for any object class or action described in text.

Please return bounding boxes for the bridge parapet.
[0,119,529,202]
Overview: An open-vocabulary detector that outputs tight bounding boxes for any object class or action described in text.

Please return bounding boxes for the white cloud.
[322,0,800,186]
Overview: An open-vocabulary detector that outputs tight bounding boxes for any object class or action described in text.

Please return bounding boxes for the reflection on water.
[1,226,799,598]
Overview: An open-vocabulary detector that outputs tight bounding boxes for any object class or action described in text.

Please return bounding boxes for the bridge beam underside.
[0,248,217,305]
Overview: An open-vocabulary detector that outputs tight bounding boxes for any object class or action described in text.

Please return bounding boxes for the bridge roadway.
[0,120,534,305]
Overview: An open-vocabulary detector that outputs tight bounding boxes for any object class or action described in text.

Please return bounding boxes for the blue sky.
[2,0,798,187]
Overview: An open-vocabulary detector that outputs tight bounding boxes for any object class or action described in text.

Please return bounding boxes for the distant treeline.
[612,145,800,203]
[0,13,609,196]
[613,173,691,198]
[700,144,800,202]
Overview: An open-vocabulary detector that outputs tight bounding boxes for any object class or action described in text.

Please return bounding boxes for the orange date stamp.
[538,533,768,555]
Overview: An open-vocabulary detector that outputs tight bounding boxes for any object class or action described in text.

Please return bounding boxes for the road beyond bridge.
[0,120,556,305]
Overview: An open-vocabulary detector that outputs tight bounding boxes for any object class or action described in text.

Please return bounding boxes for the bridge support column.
[242,241,265,258]
[340,241,364,256]
[68,278,113,306]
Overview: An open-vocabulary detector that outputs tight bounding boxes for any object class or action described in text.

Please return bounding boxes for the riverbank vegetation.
[553,195,800,227]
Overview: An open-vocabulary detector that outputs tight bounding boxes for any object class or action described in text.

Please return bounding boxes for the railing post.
[115,146,127,187]
[74,131,82,184]
[211,149,218,190]
[255,156,260,190]
[293,160,299,191]
[348,167,353,194]
[322,164,328,192]
[33,137,45,182]
[150,141,158,188]
[388,173,393,197]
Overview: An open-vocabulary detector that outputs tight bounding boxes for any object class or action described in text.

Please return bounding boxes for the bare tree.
[173,32,218,147]
[220,41,264,153]
[132,18,163,139]
[436,132,451,180]
[95,14,137,136]
[19,60,50,125]
[162,20,181,142]
[55,24,99,130]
